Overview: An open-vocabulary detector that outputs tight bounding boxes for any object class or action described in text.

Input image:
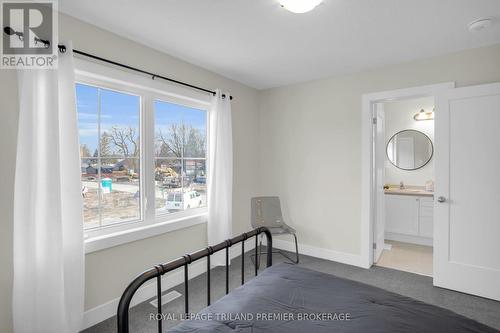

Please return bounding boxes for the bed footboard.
[117,227,273,333]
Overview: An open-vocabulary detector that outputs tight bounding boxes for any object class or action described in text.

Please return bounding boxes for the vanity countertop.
[384,187,434,197]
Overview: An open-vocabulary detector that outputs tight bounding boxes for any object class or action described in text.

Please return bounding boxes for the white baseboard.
[82,242,254,330]
[385,232,433,247]
[272,238,363,268]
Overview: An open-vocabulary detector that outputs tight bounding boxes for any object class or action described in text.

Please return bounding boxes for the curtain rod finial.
[220,93,233,101]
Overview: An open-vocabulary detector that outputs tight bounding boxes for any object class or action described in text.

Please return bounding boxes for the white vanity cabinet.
[385,194,434,246]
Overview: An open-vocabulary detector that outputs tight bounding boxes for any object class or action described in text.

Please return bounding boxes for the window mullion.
[181,111,184,201]
[144,93,156,225]
[97,87,102,228]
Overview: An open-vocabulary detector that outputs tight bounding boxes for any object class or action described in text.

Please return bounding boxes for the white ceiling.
[59,0,500,89]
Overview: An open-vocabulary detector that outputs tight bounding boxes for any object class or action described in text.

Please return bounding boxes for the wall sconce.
[413,108,434,121]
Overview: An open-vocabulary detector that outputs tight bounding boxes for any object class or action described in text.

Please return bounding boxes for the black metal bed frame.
[117,227,273,333]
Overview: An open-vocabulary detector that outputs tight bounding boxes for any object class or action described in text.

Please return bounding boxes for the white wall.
[0,13,260,333]
[258,44,500,258]
[383,96,435,186]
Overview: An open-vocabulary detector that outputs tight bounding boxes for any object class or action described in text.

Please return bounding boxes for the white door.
[434,82,500,301]
[373,103,385,263]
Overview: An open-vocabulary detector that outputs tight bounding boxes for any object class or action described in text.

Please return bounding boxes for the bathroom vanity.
[384,189,434,246]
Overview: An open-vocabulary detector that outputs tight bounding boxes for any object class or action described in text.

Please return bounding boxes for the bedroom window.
[154,100,207,215]
[77,83,142,229]
[75,66,210,243]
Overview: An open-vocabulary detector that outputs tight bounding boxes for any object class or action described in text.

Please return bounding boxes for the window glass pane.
[100,88,140,158]
[99,158,141,226]
[155,159,183,214]
[76,83,142,229]
[155,100,207,216]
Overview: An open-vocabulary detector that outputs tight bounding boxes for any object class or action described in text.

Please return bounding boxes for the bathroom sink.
[384,187,434,196]
[386,188,426,192]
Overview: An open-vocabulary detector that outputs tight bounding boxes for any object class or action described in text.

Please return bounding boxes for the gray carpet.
[82,248,500,332]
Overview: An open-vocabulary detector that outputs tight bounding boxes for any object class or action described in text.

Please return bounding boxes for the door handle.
[437,196,446,203]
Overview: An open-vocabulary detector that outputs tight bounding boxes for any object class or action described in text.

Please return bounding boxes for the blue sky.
[154,100,207,136]
[76,83,206,154]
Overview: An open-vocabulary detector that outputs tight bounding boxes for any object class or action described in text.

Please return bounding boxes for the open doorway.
[362,82,500,300]
[373,96,434,276]
[360,82,454,274]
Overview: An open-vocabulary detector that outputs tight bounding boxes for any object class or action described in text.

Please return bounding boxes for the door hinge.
[372,117,377,125]
[373,242,377,249]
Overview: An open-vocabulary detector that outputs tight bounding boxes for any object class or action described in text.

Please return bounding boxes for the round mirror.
[386,130,433,170]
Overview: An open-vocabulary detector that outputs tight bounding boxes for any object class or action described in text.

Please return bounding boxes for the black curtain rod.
[2,26,232,100]
[58,44,232,100]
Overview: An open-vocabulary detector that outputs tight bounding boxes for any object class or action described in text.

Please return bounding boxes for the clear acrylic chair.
[251,196,299,268]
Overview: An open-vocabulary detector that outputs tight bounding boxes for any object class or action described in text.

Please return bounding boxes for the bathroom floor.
[376,240,433,276]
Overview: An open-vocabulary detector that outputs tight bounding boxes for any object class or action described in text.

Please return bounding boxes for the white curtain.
[207,90,233,266]
[13,43,84,333]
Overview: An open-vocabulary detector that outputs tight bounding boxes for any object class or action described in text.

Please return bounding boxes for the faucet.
[400,181,405,190]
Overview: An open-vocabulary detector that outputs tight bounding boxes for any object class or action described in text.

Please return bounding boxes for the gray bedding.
[169,263,498,332]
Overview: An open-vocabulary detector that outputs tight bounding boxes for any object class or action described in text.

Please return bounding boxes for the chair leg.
[250,233,299,266]
[257,235,263,270]
[292,233,299,264]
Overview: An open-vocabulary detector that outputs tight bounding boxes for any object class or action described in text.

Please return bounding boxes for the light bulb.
[280,0,323,13]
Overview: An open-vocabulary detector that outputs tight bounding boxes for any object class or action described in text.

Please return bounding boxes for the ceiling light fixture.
[468,18,493,32]
[413,108,435,121]
[279,0,323,13]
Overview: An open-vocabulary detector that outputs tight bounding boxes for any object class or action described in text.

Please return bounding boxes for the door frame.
[360,82,455,269]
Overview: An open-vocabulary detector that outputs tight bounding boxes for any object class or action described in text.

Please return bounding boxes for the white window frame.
[75,59,211,253]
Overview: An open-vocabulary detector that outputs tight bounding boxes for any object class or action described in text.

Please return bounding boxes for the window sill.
[84,212,207,254]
